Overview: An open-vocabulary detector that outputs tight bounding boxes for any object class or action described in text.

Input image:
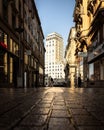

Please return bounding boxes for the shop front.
[0,28,19,87]
[88,43,104,87]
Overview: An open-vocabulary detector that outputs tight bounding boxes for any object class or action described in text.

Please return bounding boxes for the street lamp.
[15,26,24,87]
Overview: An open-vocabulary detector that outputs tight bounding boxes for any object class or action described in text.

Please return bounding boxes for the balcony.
[75,7,80,14]
[74,14,82,25]
[76,30,81,37]
[88,8,104,35]
[87,0,94,14]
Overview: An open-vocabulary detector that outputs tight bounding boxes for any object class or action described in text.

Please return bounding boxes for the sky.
[35,0,75,46]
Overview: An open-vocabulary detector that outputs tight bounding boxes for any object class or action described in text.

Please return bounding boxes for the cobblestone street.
[0,87,104,130]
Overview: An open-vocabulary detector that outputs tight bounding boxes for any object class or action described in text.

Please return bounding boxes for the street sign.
[78,52,87,57]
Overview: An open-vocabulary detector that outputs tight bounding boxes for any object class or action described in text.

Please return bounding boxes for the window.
[24,53,28,64]
[39,67,43,74]
[99,26,103,44]
[89,63,94,80]
[3,0,8,21]
[0,30,8,49]
[4,53,7,76]
[10,38,18,55]
[10,58,13,83]
[12,13,16,29]
[10,39,13,52]
[31,57,33,67]
[0,53,8,84]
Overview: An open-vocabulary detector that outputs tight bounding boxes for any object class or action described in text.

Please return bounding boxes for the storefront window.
[13,41,18,55]
[89,63,94,80]
[31,57,33,67]
[4,34,7,47]
[100,59,104,80]
[10,58,13,83]
[80,64,83,80]
[15,42,19,56]
[4,53,7,75]
[10,39,13,52]
[0,29,8,85]
[0,53,8,84]
[94,61,100,80]
[24,53,28,64]
[10,38,19,56]
[0,29,8,49]
[39,66,43,74]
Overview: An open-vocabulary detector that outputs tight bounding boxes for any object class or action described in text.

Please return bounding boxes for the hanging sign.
[78,52,87,57]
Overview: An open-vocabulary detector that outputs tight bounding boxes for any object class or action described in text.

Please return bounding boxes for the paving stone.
[0,87,104,130]
[51,110,69,118]
[39,101,52,104]
[52,105,67,110]
[0,100,21,115]
[0,107,25,127]
[0,99,41,127]
[54,97,64,101]
[91,111,104,122]
[66,103,83,109]
[36,103,51,108]
[69,108,89,115]
[65,100,80,104]
[31,108,50,115]
[53,101,65,105]
[41,98,53,102]
[20,114,47,126]
[0,127,9,130]
[73,115,102,126]
[13,126,45,130]
[48,118,75,130]
[78,126,104,130]
[85,106,100,112]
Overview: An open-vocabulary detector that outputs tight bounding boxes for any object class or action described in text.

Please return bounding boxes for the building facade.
[73,0,89,85]
[87,0,104,86]
[64,27,77,87]
[0,0,45,87]
[45,32,65,86]
[73,0,104,87]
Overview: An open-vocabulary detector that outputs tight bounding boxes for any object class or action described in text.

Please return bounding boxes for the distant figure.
[50,78,54,87]
[78,76,81,87]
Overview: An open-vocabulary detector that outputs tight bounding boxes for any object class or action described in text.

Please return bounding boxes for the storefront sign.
[0,42,7,49]
[78,52,87,57]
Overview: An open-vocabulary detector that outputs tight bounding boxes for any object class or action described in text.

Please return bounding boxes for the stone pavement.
[0,87,104,130]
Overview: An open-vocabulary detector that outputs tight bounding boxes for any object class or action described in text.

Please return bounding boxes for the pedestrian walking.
[50,78,54,87]
[78,76,81,87]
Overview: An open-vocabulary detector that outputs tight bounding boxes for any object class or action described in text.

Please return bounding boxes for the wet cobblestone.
[48,118,75,130]
[0,87,104,130]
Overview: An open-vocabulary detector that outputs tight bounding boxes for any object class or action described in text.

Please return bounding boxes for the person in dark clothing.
[50,78,54,87]
[78,76,81,87]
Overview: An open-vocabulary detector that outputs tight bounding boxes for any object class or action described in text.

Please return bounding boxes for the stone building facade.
[45,32,65,86]
[64,27,77,87]
[0,0,45,87]
[73,0,104,87]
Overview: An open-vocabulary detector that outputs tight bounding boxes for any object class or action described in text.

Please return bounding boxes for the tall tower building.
[45,32,65,83]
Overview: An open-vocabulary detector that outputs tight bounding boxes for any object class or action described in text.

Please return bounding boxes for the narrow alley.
[0,87,104,130]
